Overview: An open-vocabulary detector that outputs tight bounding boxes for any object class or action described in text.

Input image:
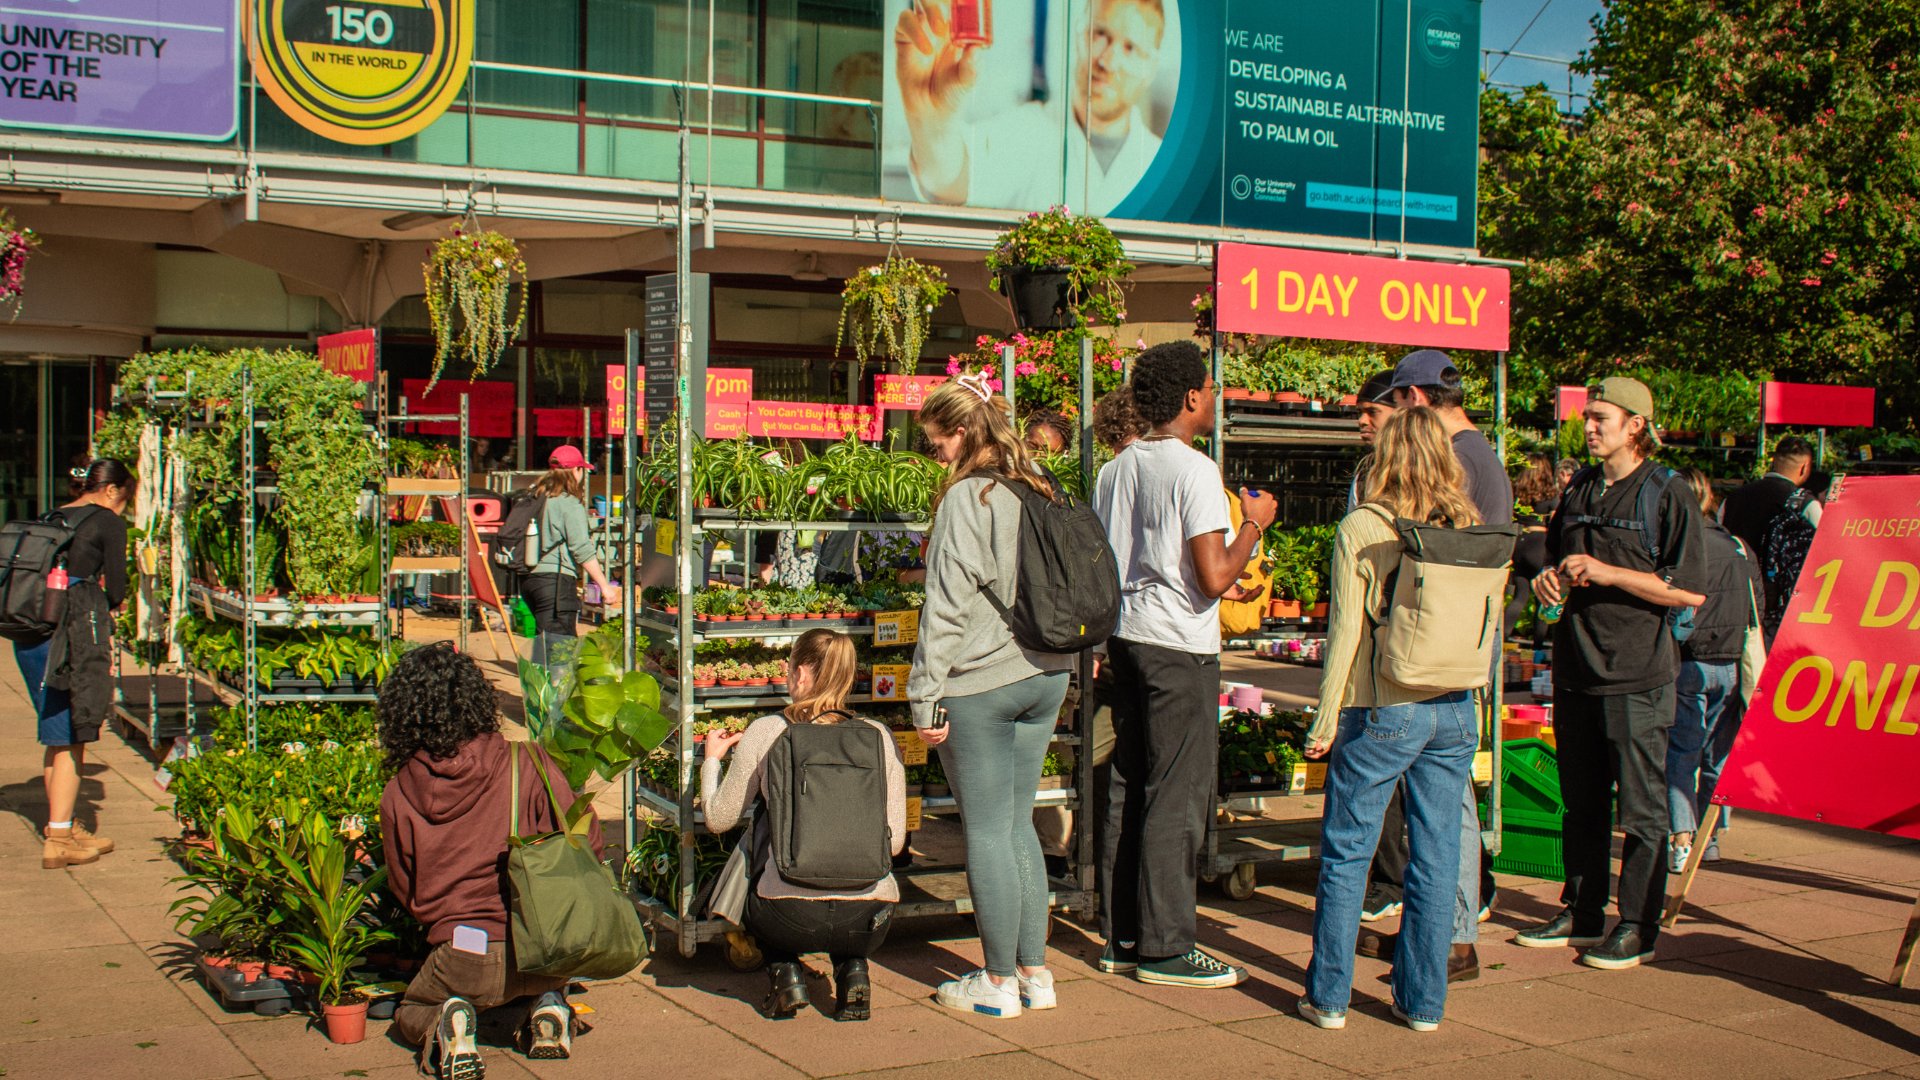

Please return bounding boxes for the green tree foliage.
[1480,0,1920,429]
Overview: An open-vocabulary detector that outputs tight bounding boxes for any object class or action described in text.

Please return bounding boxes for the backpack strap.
[1560,464,1673,564]
[508,740,568,841]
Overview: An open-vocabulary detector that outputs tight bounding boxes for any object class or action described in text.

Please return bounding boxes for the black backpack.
[987,472,1121,653]
[1561,464,1696,642]
[1760,489,1818,641]
[0,508,85,642]
[492,492,547,571]
[759,711,893,890]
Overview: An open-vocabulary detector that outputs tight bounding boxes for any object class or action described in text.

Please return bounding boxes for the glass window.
[476,0,581,115]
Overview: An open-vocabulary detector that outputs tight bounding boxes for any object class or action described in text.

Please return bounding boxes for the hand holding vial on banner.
[894,0,987,204]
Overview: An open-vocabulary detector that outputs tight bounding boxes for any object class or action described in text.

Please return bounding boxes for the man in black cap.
[1354,350,1509,982]
[1346,369,1396,512]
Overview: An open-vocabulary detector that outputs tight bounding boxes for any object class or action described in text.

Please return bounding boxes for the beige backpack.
[1363,505,1520,693]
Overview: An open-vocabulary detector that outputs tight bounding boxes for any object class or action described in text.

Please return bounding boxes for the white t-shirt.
[1093,437,1233,655]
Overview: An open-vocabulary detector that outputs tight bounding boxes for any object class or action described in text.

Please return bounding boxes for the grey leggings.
[938,670,1070,977]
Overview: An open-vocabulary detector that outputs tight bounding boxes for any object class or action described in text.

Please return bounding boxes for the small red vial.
[949,0,992,45]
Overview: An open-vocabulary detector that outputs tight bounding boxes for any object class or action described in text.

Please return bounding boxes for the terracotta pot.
[1339,394,1359,406]
[1251,390,1274,401]
[1308,602,1329,619]
[720,679,748,687]
[693,678,716,689]
[1223,387,1254,400]
[322,1001,369,1044]
[746,678,769,687]
[1270,599,1303,619]
[265,962,299,982]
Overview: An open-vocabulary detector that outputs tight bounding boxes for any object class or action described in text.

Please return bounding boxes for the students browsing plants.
[378,643,604,1076]
[907,375,1078,1019]
[521,445,615,667]
[702,630,907,1021]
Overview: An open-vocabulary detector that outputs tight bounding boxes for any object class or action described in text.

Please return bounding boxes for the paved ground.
[5,658,1920,1080]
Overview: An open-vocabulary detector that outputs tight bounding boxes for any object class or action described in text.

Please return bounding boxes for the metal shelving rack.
[625,515,1098,962]
[376,378,472,654]
[110,378,195,755]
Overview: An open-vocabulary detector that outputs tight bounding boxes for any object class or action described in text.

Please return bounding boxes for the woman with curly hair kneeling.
[378,642,603,1079]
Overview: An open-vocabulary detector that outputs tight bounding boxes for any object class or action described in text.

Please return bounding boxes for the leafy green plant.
[171,802,299,963]
[520,632,674,823]
[271,810,393,1005]
[836,255,950,371]
[985,207,1132,328]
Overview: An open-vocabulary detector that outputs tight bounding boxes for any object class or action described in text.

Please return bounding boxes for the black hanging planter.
[1001,266,1077,331]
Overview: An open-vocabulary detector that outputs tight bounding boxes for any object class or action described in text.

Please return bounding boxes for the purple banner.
[0,0,238,141]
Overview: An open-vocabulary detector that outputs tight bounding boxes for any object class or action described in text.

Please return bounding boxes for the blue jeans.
[938,671,1070,977]
[1308,693,1477,1025]
[14,637,76,746]
[1666,660,1742,837]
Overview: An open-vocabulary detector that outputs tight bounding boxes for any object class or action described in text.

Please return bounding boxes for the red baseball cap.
[549,445,594,471]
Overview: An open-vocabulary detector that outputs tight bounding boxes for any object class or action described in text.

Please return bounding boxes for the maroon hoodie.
[380,731,606,946]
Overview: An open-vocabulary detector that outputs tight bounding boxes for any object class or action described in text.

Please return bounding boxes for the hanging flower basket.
[986,207,1131,331]
[0,209,41,321]
[835,255,950,371]
[423,227,528,391]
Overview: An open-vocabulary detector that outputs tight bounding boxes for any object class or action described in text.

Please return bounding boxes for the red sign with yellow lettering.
[1716,477,1920,837]
[317,328,378,383]
[1214,243,1510,352]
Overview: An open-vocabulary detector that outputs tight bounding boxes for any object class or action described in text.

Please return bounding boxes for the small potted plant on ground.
[274,811,393,1045]
[986,206,1132,331]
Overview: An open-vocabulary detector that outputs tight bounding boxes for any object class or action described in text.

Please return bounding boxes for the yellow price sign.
[654,519,677,556]
[905,795,923,832]
[872,663,912,702]
[893,728,928,766]
[874,610,920,646]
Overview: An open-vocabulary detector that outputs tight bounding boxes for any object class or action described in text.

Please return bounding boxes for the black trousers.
[520,572,579,665]
[1556,684,1675,938]
[1099,637,1219,959]
[746,892,893,966]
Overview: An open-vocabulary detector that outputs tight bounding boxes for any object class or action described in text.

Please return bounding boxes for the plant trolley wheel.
[1221,861,1258,901]
[723,929,763,972]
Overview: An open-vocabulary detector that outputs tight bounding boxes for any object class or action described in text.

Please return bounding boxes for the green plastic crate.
[1485,738,1567,881]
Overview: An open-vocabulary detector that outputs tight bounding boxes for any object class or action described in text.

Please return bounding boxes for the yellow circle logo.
[250,0,473,145]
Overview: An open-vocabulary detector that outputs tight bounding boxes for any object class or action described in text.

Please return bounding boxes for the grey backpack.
[759,711,893,890]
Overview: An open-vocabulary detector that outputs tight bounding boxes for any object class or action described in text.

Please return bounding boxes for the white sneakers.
[935,970,1023,1018]
[935,968,1059,1018]
[1017,969,1057,1010]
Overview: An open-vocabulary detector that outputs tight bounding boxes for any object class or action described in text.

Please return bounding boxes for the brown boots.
[43,823,114,869]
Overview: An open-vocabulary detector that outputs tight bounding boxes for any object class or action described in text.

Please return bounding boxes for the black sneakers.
[1098,939,1139,974]
[1135,948,1247,988]
[1580,926,1656,970]
[1360,887,1404,923]
[1514,909,1607,949]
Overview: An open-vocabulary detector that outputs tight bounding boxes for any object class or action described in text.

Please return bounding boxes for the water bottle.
[41,561,69,624]
[1540,599,1564,624]
[523,516,540,566]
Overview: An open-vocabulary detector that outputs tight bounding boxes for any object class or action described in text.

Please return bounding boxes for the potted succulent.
[764,658,790,692]
[717,660,750,688]
[835,255,950,371]
[422,226,528,392]
[691,662,718,690]
[986,206,1132,331]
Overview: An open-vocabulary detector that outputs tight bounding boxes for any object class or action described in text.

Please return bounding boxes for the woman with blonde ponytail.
[908,375,1076,1020]
[1296,406,1486,1036]
[703,629,907,1021]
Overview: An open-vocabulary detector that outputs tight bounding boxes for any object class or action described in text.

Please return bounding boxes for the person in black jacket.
[1718,436,1819,553]
[15,459,133,870]
[1665,470,1763,870]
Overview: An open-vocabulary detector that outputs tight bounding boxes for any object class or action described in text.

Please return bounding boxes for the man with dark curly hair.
[1092,340,1276,989]
[378,643,604,1078]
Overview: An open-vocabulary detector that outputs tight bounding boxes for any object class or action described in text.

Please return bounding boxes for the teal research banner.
[882,0,1481,250]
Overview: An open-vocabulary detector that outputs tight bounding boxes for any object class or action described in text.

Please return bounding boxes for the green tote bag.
[506,743,649,980]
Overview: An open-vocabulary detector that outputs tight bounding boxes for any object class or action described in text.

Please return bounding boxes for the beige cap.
[1589,376,1655,423]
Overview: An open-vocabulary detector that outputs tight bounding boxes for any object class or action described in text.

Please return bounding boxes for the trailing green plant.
[985,206,1132,328]
[422,227,528,390]
[836,255,950,370]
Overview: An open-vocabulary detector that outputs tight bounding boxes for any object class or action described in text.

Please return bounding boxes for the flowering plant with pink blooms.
[985,207,1132,328]
[949,329,1128,418]
[0,209,40,320]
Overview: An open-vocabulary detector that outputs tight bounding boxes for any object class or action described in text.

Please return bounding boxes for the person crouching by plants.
[1297,407,1492,1034]
[909,374,1077,1019]
[10,458,133,870]
[524,445,615,667]
[378,643,603,1076]
[702,629,907,1021]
